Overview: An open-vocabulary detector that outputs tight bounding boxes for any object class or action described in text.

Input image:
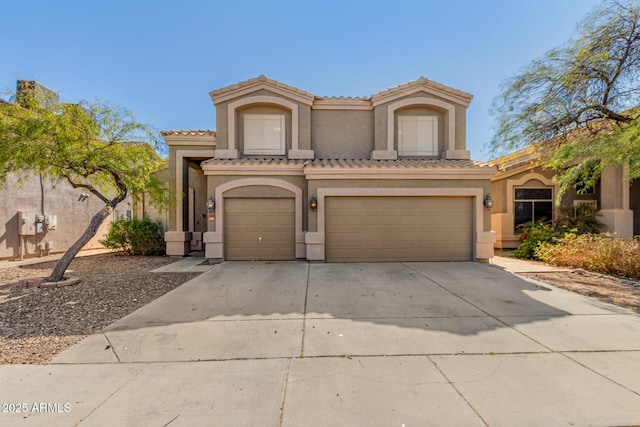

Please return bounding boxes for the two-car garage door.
[325,196,473,262]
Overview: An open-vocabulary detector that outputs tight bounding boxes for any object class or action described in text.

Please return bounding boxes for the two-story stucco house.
[162,76,497,262]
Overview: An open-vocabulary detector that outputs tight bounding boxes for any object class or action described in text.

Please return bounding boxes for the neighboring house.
[0,172,132,261]
[162,75,497,262]
[490,146,638,249]
[0,81,133,261]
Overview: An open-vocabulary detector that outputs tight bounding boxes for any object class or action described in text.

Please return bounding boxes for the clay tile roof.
[314,95,371,102]
[160,130,216,137]
[201,157,307,166]
[305,159,489,168]
[208,75,315,99]
[201,158,490,168]
[488,146,541,172]
[372,76,473,102]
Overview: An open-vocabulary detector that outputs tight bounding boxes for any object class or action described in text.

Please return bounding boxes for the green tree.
[0,89,169,282]
[489,0,640,197]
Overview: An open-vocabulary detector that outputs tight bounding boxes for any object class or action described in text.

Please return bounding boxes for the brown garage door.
[225,198,295,261]
[325,196,473,262]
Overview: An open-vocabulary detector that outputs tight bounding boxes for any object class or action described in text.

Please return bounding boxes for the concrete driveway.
[2,261,640,426]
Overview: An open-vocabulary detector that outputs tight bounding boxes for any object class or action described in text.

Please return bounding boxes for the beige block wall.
[0,172,131,260]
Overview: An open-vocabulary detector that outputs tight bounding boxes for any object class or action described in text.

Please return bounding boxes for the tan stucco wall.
[206,175,309,232]
[393,107,445,157]
[0,172,131,260]
[236,105,292,155]
[373,93,468,154]
[135,167,170,230]
[631,181,640,236]
[214,89,311,154]
[311,110,374,158]
[167,146,213,232]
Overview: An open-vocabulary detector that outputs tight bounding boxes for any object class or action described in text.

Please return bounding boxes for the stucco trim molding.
[211,81,314,106]
[505,172,557,215]
[304,167,496,180]
[163,135,217,147]
[386,97,456,156]
[212,178,305,259]
[222,95,300,160]
[312,98,373,110]
[174,149,216,233]
[311,187,489,261]
[202,164,304,176]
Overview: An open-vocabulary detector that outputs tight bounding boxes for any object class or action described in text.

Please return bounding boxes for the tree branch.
[64,176,110,204]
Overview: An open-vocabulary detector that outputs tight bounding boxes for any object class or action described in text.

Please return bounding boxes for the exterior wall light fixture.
[484,193,494,210]
[207,196,215,212]
[309,195,318,211]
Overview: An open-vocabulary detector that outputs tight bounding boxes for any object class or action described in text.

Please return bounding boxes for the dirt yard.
[521,270,640,313]
[0,254,200,364]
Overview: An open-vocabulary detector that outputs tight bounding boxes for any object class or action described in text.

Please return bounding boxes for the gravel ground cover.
[0,254,200,364]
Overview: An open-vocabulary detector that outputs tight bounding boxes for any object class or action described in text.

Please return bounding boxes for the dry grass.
[536,233,640,280]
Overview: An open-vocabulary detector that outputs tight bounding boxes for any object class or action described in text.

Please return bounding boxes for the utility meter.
[45,215,57,230]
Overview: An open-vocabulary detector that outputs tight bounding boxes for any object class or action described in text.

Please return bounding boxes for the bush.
[101,217,165,255]
[536,233,640,280]
[512,222,563,259]
[555,204,603,234]
[513,204,603,260]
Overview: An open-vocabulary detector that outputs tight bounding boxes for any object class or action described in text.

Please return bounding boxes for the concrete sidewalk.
[2,261,640,426]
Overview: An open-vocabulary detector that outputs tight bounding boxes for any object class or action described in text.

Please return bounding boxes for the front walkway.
[1,261,639,426]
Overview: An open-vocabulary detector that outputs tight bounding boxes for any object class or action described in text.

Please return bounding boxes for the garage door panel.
[225,198,295,261]
[326,196,473,262]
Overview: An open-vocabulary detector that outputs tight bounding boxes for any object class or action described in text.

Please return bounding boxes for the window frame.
[514,187,554,231]
[397,114,439,157]
[243,113,286,156]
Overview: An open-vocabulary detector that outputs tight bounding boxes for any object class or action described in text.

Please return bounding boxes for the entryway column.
[599,165,633,239]
[165,156,192,256]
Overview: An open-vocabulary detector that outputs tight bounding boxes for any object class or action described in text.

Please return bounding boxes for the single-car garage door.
[225,198,295,261]
[325,196,473,262]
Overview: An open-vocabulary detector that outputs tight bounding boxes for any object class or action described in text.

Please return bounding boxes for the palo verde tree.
[0,88,169,282]
[489,0,640,197]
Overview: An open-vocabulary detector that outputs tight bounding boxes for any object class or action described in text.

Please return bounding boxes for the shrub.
[536,233,640,279]
[513,204,603,260]
[555,204,603,234]
[512,221,562,259]
[101,217,165,255]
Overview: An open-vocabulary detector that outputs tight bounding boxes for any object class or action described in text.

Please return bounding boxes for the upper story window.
[397,115,438,156]
[244,114,285,155]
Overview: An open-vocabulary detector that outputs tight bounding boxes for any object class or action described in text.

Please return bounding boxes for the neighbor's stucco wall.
[0,172,131,260]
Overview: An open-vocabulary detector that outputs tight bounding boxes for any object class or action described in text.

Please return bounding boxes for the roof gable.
[371,77,473,107]
[209,75,315,106]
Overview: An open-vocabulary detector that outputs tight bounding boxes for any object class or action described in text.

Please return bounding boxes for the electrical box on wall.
[18,211,36,236]
[45,215,57,230]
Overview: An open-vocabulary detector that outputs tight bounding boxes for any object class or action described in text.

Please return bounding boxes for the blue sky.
[1,0,602,160]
